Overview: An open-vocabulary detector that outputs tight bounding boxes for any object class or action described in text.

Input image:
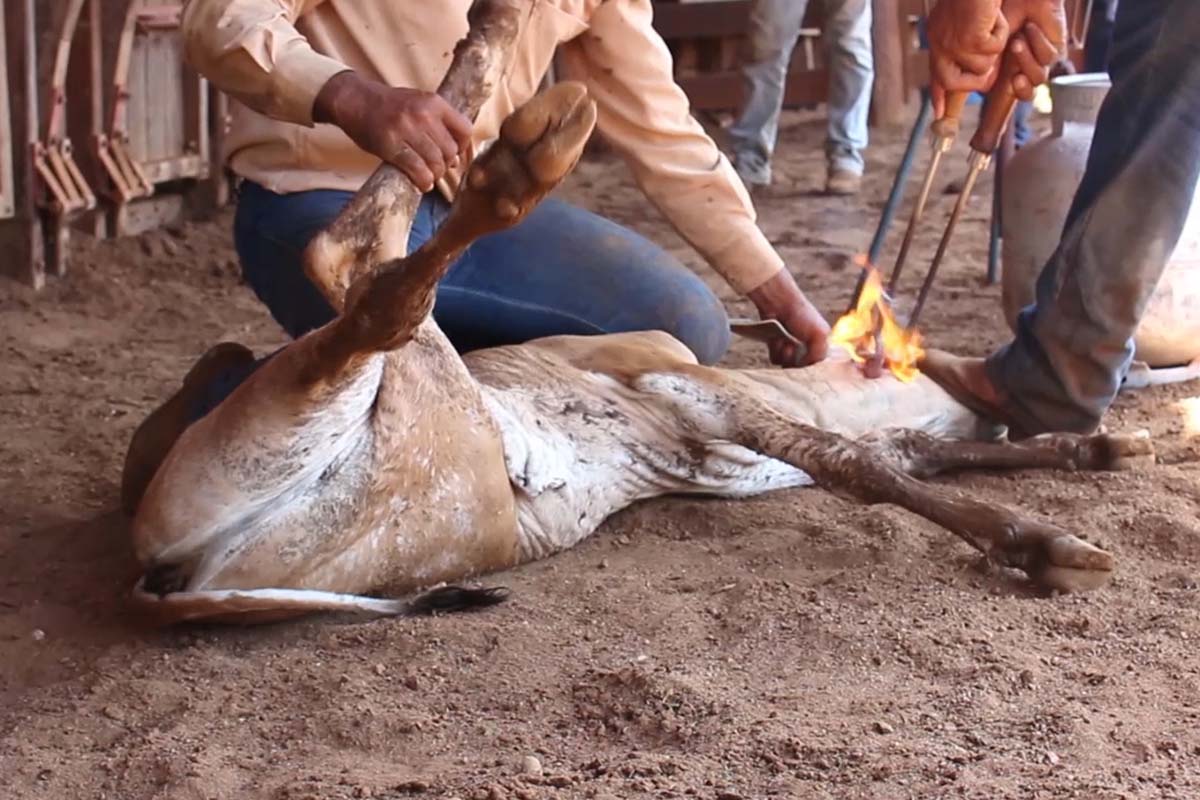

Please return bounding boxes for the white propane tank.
[1001,73,1200,367]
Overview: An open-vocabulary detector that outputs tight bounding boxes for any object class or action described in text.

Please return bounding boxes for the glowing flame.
[1177,396,1200,437]
[829,261,925,383]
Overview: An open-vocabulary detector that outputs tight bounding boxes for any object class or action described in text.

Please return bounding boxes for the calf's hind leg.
[303,0,531,308]
[130,85,600,625]
[307,82,599,376]
[642,370,1154,593]
[121,0,531,519]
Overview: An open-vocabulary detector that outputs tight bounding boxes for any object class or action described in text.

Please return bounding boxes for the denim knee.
[663,276,731,365]
[233,182,349,339]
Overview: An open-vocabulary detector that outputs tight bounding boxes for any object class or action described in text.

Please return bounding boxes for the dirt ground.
[4,106,1200,800]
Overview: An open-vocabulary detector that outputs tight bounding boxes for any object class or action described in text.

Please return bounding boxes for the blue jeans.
[189,183,731,420]
[988,0,1200,434]
[729,0,874,185]
[1012,100,1033,148]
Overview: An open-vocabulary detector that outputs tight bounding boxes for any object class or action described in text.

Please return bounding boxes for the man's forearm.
[181,0,348,126]
[311,70,473,193]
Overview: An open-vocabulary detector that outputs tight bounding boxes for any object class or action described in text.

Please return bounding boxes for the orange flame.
[829,261,924,383]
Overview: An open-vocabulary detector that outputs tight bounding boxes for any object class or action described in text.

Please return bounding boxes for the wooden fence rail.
[0,0,227,290]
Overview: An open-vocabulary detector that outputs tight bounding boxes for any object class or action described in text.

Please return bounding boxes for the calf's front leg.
[303,0,531,309]
[308,81,598,376]
[858,428,1156,478]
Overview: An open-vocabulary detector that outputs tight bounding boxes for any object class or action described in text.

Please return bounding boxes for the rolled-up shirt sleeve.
[557,0,785,295]
[181,0,348,126]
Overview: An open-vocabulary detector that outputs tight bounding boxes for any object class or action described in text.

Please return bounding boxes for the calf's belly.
[729,358,988,441]
[355,338,523,593]
[487,354,985,564]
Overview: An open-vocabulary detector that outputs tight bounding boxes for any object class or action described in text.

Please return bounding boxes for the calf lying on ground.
[123,1,1149,625]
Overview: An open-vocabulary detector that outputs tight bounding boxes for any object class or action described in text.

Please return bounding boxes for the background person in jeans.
[728,0,875,195]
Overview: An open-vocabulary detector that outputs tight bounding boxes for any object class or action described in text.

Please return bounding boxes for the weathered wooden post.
[0,0,46,288]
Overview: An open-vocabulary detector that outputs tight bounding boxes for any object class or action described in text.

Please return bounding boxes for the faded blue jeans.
[729,0,874,185]
[187,183,731,420]
[988,0,1200,434]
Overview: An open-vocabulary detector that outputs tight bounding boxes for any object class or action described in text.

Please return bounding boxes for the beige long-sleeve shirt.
[181,0,785,294]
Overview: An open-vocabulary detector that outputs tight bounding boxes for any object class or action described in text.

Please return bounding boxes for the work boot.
[825,167,862,196]
[923,350,1112,441]
[120,342,256,517]
[734,152,771,191]
[919,349,1049,441]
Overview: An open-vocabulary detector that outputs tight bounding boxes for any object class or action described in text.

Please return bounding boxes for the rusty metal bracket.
[32,138,96,217]
[111,134,154,196]
[94,132,154,202]
[101,2,179,208]
[30,0,97,221]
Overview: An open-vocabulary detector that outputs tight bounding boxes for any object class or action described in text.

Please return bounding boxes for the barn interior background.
[0,0,1084,292]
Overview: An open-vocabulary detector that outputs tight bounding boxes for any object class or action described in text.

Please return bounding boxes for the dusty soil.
[4,107,1200,800]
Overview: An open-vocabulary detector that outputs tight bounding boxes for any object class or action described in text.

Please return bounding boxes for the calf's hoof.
[1077,430,1155,471]
[458,81,597,233]
[1001,526,1115,594]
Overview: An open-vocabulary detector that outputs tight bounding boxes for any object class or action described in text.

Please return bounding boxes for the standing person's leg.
[930,0,1200,437]
[728,0,809,187]
[822,0,874,194]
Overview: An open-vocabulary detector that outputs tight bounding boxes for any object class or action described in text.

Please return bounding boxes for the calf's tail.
[130,579,510,626]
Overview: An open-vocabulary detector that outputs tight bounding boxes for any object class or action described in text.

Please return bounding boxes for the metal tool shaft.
[846,133,949,315]
[906,73,1021,330]
[846,92,968,314]
[858,132,952,377]
[886,134,951,298]
[859,130,952,376]
[906,149,991,330]
[867,91,933,270]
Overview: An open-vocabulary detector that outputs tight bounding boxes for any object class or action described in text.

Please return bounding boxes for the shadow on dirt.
[0,510,147,694]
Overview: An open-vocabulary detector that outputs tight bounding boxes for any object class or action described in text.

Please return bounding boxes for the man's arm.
[557,0,829,366]
[181,0,344,124]
[181,0,472,190]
